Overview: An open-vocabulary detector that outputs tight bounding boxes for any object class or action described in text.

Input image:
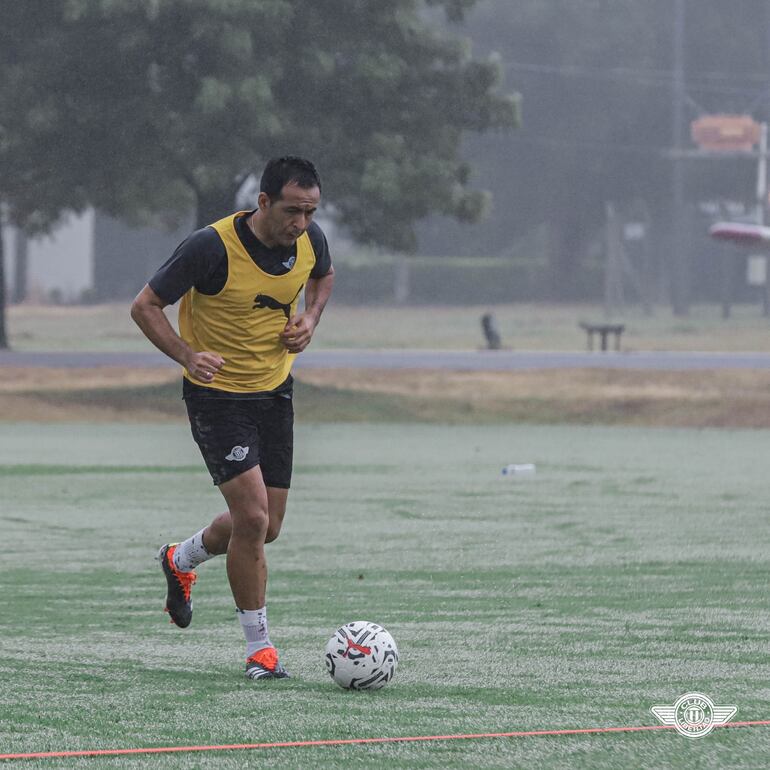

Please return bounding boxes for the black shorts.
[185,395,294,488]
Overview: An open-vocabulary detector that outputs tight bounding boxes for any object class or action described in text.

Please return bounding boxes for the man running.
[131,156,334,680]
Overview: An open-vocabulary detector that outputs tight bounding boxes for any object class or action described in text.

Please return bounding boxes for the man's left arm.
[280,267,335,353]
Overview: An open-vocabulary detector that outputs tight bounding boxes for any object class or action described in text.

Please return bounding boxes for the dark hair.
[260,156,321,201]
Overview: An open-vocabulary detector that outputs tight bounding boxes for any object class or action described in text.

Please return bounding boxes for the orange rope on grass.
[2,720,769,761]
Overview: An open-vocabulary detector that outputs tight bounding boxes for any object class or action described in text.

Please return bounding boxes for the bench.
[579,322,625,352]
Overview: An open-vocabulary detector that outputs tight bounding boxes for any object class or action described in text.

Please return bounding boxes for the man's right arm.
[130,285,224,383]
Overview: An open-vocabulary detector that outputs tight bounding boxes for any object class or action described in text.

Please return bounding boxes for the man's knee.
[231,506,269,540]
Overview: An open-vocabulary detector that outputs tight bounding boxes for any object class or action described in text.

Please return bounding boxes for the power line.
[503,60,769,97]
[504,132,767,159]
[503,59,770,84]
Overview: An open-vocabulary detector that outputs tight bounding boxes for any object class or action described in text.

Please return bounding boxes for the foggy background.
[2,0,769,319]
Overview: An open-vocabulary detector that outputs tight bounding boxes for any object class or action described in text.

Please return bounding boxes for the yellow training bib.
[178,211,316,392]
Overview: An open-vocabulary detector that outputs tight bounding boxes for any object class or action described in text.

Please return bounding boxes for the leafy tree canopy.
[0,0,519,251]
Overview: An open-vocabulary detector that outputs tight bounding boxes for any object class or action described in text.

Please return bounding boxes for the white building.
[2,209,191,303]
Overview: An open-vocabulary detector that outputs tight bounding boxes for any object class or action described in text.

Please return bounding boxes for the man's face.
[258,182,321,248]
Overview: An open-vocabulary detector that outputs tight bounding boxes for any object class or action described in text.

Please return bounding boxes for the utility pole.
[0,220,7,349]
[757,123,769,315]
[604,202,623,318]
[757,123,767,228]
[671,0,688,316]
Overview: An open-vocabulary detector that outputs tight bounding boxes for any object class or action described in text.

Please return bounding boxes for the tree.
[116,0,518,240]
[0,2,103,346]
[273,1,518,251]
[0,0,518,343]
[6,0,517,234]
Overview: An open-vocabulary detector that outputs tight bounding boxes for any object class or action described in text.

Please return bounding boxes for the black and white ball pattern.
[324,621,399,690]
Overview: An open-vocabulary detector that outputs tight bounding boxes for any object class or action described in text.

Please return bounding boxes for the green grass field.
[1,421,768,768]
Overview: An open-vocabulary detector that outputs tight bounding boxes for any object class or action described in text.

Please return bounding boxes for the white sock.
[237,607,272,657]
[173,528,214,572]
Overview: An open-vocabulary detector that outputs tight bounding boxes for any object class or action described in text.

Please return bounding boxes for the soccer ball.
[324,621,399,690]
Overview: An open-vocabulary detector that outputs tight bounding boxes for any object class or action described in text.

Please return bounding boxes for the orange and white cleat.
[157,543,197,628]
[245,646,290,680]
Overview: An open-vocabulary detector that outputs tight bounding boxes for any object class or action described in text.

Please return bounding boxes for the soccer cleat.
[157,543,197,628]
[245,647,290,680]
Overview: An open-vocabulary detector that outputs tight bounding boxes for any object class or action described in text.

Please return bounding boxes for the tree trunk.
[0,219,9,349]
[12,228,27,304]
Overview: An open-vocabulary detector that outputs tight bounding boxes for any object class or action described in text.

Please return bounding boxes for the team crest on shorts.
[651,692,737,738]
[226,445,250,462]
